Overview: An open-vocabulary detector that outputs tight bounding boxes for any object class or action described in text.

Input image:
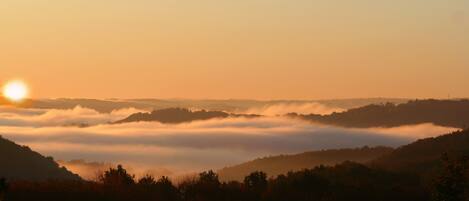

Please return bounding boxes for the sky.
[1,0,468,99]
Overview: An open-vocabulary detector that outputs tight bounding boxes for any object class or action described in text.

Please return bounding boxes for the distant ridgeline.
[218,146,394,181]
[370,129,469,175]
[0,136,81,181]
[289,99,469,129]
[219,129,469,182]
[2,130,468,200]
[114,108,260,124]
[2,98,408,113]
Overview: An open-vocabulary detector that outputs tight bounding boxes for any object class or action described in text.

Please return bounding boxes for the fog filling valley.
[0,104,457,180]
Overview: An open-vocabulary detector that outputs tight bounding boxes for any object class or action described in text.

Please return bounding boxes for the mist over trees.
[291,99,469,129]
[218,146,393,181]
[2,129,469,200]
[114,108,259,124]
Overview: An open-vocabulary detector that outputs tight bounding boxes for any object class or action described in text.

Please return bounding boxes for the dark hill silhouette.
[370,129,469,175]
[0,135,81,181]
[218,146,394,181]
[114,108,260,124]
[289,99,469,128]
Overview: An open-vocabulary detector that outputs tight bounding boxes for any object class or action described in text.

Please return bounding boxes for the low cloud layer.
[0,106,458,179]
[0,106,146,127]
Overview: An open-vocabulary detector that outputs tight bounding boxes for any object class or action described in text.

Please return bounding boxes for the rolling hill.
[289,99,469,129]
[114,108,260,124]
[0,135,81,181]
[218,146,394,181]
[218,129,469,182]
[370,129,469,174]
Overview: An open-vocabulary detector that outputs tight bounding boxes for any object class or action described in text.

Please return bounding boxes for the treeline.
[219,146,394,181]
[115,108,260,124]
[2,158,468,201]
[290,99,469,129]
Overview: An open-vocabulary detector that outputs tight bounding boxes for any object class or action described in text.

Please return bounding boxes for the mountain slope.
[290,99,469,129]
[370,129,469,174]
[218,146,394,181]
[0,135,81,181]
[115,108,260,124]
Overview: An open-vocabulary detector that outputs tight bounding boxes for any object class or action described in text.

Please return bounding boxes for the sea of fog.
[0,104,457,180]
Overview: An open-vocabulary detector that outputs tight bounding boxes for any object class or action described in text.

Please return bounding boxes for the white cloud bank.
[0,106,146,127]
[0,106,459,179]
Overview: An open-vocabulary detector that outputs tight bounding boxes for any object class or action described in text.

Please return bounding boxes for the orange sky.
[1,0,468,99]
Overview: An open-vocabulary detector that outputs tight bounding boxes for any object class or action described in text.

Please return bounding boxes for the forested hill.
[0,136,81,181]
[114,108,260,124]
[289,99,469,128]
[218,146,394,181]
[370,129,469,174]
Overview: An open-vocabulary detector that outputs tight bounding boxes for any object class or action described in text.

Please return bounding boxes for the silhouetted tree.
[433,154,468,201]
[199,170,220,186]
[244,171,267,200]
[0,178,7,201]
[157,176,174,189]
[179,170,222,201]
[221,181,244,201]
[138,175,157,186]
[156,176,179,201]
[99,165,135,186]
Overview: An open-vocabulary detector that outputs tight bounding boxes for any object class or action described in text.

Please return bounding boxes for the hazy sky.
[1,0,468,99]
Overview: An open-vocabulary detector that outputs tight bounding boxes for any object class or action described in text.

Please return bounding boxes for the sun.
[2,80,29,102]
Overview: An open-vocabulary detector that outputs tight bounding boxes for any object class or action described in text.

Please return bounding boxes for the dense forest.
[290,99,469,129]
[218,146,393,181]
[1,130,469,201]
[1,163,427,201]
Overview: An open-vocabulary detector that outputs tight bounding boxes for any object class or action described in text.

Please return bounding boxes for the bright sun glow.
[3,80,29,102]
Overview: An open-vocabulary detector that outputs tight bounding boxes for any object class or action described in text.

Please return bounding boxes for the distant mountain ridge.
[0,136,81,181]
[289,99,469,129]
[218,146,394,181]
[114,108,260,124]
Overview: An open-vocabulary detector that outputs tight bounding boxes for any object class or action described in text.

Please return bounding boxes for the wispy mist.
[0,106,146,127]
